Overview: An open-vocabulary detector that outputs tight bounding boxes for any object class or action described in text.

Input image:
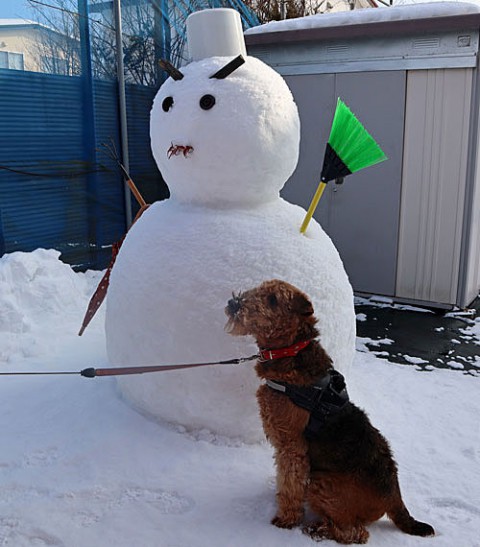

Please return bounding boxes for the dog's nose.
[227,297,242,315]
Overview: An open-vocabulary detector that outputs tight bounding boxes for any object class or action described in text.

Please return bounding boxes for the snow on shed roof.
[245,1,480,36]
[0,18,41,27]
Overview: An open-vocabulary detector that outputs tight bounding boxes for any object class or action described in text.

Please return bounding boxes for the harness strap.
[266,369,349,436]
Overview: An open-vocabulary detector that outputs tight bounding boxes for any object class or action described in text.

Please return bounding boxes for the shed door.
[283,71,406,297]
[396,68,472,306]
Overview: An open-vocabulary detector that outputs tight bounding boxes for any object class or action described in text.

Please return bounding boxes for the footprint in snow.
[0,518,64,547]
[430,497,480,525]
[22,447,59,467]
[0,485,52,506]
[118,487,194,514]
[15,528,65,547]
[232,479,276,521]
[0,517,19,546]
[65,485,194,527]
[232,494,275,521]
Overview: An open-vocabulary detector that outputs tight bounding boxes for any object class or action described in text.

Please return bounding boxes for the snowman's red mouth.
[167,143,194,159]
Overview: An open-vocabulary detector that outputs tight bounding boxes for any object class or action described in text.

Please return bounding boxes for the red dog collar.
[259,339,311,362]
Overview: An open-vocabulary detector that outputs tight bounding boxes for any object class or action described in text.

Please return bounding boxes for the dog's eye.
[162,96,174,112]
[267,294,278,308]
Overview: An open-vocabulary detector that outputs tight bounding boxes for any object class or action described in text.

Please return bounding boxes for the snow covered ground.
[0,249,478,547]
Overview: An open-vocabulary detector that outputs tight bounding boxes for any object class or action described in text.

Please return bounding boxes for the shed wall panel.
[396,68,472,305]
[462,182,480,306]
[282,74,335,231]
[460,79,480,307]
[282,71,405,296]
[331,70,405,296]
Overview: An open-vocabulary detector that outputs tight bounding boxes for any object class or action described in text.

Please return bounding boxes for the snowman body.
[106,56,356,443]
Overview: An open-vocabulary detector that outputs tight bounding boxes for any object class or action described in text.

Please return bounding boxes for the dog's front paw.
[271,512,303,529]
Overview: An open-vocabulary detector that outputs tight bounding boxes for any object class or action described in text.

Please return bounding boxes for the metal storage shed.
[245,2,480,310]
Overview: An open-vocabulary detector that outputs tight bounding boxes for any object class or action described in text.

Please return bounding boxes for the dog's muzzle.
[227,296,242,316]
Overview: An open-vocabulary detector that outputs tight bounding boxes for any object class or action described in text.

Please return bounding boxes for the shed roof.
[245,2,480,45]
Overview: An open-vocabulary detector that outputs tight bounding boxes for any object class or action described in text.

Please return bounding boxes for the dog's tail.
[387,483,435,537]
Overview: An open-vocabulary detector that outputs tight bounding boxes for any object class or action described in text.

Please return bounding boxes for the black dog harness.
[266,369,350,437]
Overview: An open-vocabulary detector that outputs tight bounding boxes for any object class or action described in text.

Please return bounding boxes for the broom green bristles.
[301,99,388,234]
[328,98,387,174]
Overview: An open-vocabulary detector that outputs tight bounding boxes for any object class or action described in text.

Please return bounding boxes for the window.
[0,51,25,70]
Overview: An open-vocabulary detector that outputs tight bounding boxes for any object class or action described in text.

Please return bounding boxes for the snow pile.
[245,2,480,35]
[461,316,480,345]
[0,249,478,546]
[0,249,97,363]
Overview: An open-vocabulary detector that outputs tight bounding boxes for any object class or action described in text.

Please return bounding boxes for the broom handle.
[117,161,147,208]
[127,178,147,209]
[300,181,327,234]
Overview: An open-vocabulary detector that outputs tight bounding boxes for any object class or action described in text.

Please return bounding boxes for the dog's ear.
[291,293,314,316]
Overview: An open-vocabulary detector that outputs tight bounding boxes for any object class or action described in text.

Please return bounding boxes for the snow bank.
[0,249,99,363]
[245,2,480,35]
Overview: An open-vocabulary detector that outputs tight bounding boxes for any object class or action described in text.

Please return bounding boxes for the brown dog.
[225,279,434,544]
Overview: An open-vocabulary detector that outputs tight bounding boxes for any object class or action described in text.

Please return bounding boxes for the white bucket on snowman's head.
[186,8,247,62]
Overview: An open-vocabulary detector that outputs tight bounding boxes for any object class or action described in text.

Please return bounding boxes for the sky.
[0,0,33,19]
[0,0,30,19]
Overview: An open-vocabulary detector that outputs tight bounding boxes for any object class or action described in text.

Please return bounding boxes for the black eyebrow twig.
[210,55,245,79]
[159,59,184,81]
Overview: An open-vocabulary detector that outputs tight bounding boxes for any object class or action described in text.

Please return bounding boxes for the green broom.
[300,98,387,234]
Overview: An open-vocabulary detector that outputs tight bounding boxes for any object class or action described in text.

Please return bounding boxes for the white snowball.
[150,56,300,207]
[107,201,355,442]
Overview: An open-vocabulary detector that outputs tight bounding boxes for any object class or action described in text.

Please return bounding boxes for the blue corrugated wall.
[0,69,165,270]
[0,0,258,271]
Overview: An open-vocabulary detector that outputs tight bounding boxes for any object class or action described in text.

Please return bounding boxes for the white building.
[0,19,75,74]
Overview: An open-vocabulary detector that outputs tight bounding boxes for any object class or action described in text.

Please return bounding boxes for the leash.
[0,340,313,379]
[0,354,260,379]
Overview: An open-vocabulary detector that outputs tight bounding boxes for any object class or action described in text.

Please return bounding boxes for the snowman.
[105,8,356,443]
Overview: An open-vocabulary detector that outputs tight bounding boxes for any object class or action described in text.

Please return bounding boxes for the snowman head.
[150,54,300,207]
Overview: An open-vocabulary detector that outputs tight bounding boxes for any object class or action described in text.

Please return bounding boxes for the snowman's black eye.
[200,94,215,110]
[162,96,174,112]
